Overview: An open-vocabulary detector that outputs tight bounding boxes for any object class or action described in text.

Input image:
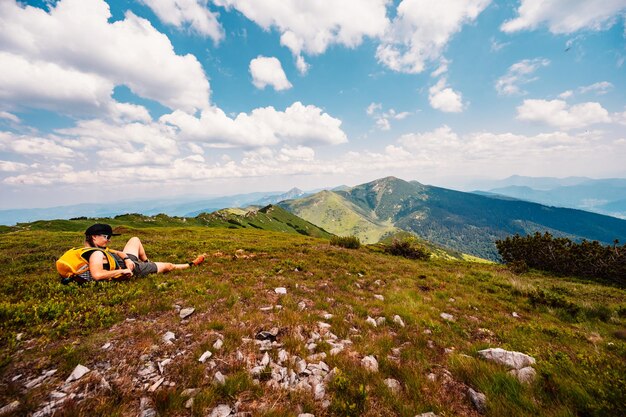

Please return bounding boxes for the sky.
[0,0,625,209]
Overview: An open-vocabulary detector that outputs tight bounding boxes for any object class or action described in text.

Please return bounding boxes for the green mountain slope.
[281,177,626,260]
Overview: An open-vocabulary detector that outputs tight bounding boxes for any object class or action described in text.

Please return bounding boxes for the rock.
[393,315,405,327]
[313,382,325,400]
[278,349,289,363]
[259,306,273,312]
[298,301,307,311]
[322,313,333,319]
[65,364,90,383]
[184,397,194,409]
[275,287,287,295]
[298,414,315,417]
[509,366,537,384]
[213,338,224,350]
[512,312,520,318]
[101,342,111,350]
[374,294,385,301]
[255,330,277,342]
[148,377,165,392]
[260,352,271,366]
[468,388,486,413]
[477,348,535,370]
[158,359,172,374]
[179,307,195,319]
[140,397,156,417]
[214,371,226,385]
[162,331,176,344]
[384,378,401,394]
[361,355,378,372]
[440,313,455,322]
[376,317,386,326]
[209,404,232,417]
[199,351,212,363]
[181,388,199,398]
[25,369,57,389]
[415,413,438,417]
[50,391,67,400]
[0,401,20,415]
[366,316,377,327]
[16,333,23,341]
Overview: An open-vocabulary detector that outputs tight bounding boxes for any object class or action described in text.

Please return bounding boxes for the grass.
[0,222,625,416]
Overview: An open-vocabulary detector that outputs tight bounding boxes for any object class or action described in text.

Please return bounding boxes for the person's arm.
[108,248,135,271]
[88,251,133,280]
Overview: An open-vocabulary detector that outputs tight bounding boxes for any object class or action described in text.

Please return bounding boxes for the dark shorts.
[126,254,158,277]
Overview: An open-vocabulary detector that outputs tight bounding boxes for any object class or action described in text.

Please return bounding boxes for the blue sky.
[0,0,625,209]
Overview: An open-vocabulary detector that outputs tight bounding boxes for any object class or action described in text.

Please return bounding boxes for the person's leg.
[122,237,148,261]
[155,262,191,273]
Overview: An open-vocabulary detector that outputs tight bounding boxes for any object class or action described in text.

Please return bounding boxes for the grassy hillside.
[1,225,625,416]
[280,191,399,243]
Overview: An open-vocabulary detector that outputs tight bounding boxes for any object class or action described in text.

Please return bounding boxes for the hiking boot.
[191,254,205,266]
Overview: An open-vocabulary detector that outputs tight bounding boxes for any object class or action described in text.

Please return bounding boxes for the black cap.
[85,223,121,236]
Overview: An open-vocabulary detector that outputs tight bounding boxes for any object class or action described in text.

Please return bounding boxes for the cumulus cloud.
[428,78,464,113]
[0,160,29,172]
[0,0,210,114]
[139,0,224,42]
[501,0,626,34]
[0,131,77,159]
[162,102,347,148]
[214,0,389,74]
[366,102,411,130]
[376,0,491,73]
[516,99,611,129]
[495,58,550,96]
[249,56,293,91]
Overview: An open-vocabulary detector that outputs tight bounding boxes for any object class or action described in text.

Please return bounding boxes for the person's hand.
[124,258,135,271]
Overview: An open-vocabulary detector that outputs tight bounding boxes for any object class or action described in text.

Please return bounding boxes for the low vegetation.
[329,235,361,249]
[497,232,626,287]
[0,220,625,416]
[384,237,431,260]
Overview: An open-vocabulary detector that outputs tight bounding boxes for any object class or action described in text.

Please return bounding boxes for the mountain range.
[473,176,626,219]
[279,177,626,260]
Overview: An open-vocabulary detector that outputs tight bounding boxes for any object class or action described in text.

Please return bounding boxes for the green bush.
[385,238,430,260]
[330,235,361,249]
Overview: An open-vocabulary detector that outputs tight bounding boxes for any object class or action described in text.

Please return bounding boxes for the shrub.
[330,235,361,249]
[385,238,430,260]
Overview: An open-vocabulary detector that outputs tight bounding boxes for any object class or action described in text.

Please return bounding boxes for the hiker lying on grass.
[59,223,205,283]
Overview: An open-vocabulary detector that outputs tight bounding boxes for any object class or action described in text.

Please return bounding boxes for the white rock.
[101,342,111,350]
[298,414,315,417]
[512,312,520,318]
[16,333,23,341]
[278,349,289,363]
[214,371,226,385]
[179,307,195,319]
[158,359,172,374]
[376,317,386,326]
[440,313,455,322]
[509,366,537,384]
[213,339,224,350]
[198,351,212,363]
[393,315,405,327]
[374,294,385,301]
[148,377,165,392]
[330,347,343,356]
[260,352,270,366]
[477,348,536,370]
[366,316,377,327]
[184,398,194,409]
[298,301,307,311]
[65,364,90,383]
[259,306,273,312]
[384,378,401,394]
[361,355,378,372]
[209,404,232,417]
[275,287,287,295]
[313,382,325,400]
[415,413,438,417]
[296,360,307,374]
[318,322,331,330]
[468,388,486,413]
[322,313,333,320]
[163,331,176,344]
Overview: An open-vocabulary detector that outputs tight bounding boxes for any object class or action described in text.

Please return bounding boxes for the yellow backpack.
[56,247,118,283]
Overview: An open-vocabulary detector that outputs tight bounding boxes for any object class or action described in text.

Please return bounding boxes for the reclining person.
[79,223,205,281]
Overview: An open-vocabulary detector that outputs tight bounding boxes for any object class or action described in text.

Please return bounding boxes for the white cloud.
[428,78,464,113]
[0,0,210,114]
[501,0,626,34]
[490,37,509,52]
[249,56,293,91]
[578,81,613,95]
[614,109,626,125]
[278,146,315,161]
[366,103,411,130]
[495,58,550,96]
[516,99,611,129]
[161,102,347,147]
[0,160,29,172]
[0,111,20,123]
[0,131,77,159]
[139,0,224,42]
[431,58,451,77]
[558,90,574,99]
[376,0,491,73]
[214,0,389,74]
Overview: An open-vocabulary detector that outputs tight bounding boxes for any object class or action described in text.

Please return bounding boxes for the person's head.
[85,223,120,248]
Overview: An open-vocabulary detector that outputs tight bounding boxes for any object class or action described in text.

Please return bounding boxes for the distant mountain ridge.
[280,176,626,260]
[480,177,626,219]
